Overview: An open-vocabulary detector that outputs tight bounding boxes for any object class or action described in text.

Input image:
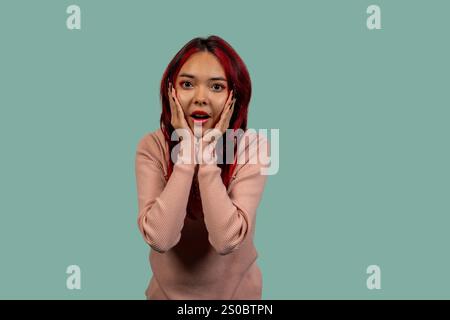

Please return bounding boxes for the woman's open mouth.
[190,111,211,124]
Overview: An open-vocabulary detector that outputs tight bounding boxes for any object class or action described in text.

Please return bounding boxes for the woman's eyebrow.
[179,73,226,81]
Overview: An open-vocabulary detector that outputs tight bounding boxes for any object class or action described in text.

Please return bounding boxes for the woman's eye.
[212,83,225,91]
[181,81,193,88]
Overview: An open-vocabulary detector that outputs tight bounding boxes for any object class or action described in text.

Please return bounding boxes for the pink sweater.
[135,128,268,299]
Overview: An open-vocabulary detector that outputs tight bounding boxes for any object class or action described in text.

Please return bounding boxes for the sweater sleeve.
[135,134,195,253]
[197,132,269,255]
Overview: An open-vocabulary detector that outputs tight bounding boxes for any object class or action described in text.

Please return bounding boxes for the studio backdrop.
[0,0,449,299]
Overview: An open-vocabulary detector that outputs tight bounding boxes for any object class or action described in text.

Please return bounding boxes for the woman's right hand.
[168,82,191,132]
[168,82,196,165]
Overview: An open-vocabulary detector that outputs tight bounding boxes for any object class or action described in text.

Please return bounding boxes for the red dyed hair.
[159,35,252,188]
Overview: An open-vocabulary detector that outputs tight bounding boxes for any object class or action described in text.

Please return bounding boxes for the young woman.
[135,35,269,299]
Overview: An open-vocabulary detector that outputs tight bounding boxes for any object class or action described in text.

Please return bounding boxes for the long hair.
[159,35,252,188]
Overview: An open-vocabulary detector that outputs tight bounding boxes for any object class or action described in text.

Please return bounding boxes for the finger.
[168,82,175,104]
[222,90,233,114]
[226,90,233,106]
[169,85,179,112]
[219,96,234,121]
[171,89,192,132]
[217,90,232,118]
[169,85,183,130]
[172,88,184,118]
[219,100,235,131]
[212,99,232,132]
[169,82,174,99]
[229,98,236,110]
[223,99,235,121]
[168,86,176,117]
[225,102,235,124]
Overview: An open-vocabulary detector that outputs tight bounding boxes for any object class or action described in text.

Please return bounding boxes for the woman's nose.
[194,86,208,105]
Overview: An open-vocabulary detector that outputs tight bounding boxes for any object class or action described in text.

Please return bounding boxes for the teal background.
[0,0,449,299]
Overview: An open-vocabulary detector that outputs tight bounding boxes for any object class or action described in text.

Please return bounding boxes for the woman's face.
[174,51,230,134]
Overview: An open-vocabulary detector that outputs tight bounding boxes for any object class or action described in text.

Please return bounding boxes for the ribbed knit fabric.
[135,128,268,299]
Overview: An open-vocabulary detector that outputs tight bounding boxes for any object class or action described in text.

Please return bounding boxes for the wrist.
[198,140,218,165]
[172,138,196,166]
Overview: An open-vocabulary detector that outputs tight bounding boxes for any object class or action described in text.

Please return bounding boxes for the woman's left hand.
[202,90,236,146]
[199,90,236,164]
